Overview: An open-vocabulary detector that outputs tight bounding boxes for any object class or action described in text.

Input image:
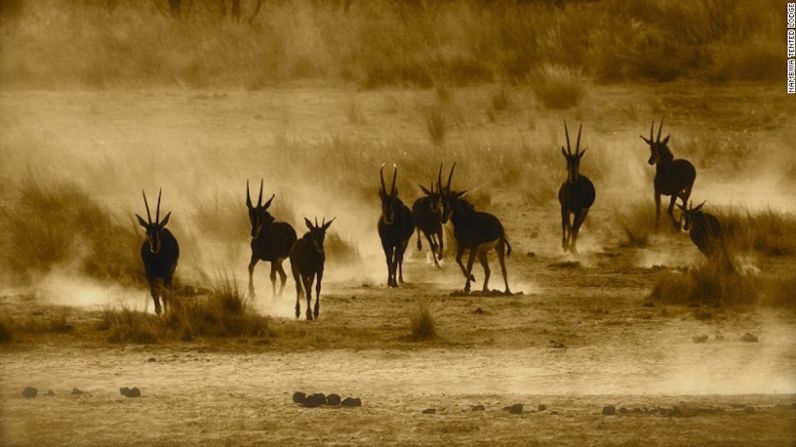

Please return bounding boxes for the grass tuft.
[409,303,437,341]
[650,263,759,307]
[531,64,590,110]
[424,107,447,146]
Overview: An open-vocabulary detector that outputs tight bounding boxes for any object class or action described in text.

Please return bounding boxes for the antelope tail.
[504,236,512,257]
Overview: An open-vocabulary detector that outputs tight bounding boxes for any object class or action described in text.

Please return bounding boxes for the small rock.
[692,334,708,344]
[71,388,84,395]
[537,404,546,412]
[120,387,141,398]
[548,340,567,349]
[422,408,436,414]
[341,397,362,407]
[474,307,485,315]
[292,392,306,404]
[744,406,756,414]
[303,393,326,408]
[45,390,55,397]
[503,404,523,414]
[642,301,655,308]
[471,404,485,411]
[550,410,559,415]
[22,387,38,398]
[741,333,758,343]
[602,405,616,416]
[326,394,341,406]
[525,252,536,257]
[147,357,157,363]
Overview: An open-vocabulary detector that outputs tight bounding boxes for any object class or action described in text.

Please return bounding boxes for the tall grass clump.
[409,302,437,341]
[165,276,270,339]
[531,64,590,110]
[617,202,656,247]
[0,178,142,286]
[104,306,161,344]
[650,263,759,307]
[716,209,796,257]
[424,107,447,146]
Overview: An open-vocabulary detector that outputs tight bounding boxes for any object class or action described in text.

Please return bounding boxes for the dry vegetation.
[0,0,782,90]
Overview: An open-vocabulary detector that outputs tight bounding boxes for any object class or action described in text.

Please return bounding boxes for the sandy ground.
[2,84,796,445]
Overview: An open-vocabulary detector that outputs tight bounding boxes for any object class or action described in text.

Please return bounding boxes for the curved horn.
[246,180,252,208]
[564,121,572,155]
[156,188,162,224]
[575,123,582,154]
[437,163,443,193]
[314,216,319,228]
[391,164,397,196]
[142,189,152,224]
[379,163,387,193]
[257,179,264,207]
[656,119,664,143]
[446,162,456,191]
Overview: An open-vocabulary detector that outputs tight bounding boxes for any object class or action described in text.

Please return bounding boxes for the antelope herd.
[137,121,733,319]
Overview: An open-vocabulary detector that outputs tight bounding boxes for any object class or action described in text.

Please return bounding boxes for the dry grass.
[409,303,437,341]
[424,107,447,146]
[100,276,271,344]
[716,209,796,257]
[0,1,780,89]
[650,263,759,307]
[0,178,142,286]
[531,64,590,110]
[617,202,656,248]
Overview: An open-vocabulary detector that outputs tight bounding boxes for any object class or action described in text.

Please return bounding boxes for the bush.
[105,306,161,344]
[409,303,437,341]
[531,64,590,110]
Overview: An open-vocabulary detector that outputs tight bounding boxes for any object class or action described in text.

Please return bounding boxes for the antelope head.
[246,179,275,238]
[676,200,705,231]
[304,217,335,253]
[419,168,442,217]
[136,189,172,254]
[561,121,587,184]
[640,119,672,166]
[379,163,400,225]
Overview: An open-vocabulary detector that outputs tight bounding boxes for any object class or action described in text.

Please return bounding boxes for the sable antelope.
[640,120,696,228]
[246,180,297,298]
[136,189,179,316]
[411,165,445,267]
[290,217,335,320]
[440,164,512,294]
[558,122,596,253]
[378,164,415,287]
[678,201,735,272]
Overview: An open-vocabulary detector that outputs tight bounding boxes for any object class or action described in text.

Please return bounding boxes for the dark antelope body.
[679,201,735,272]
[378,164,415,287]
[136,189,180,316]
[290,217,334,320]
[440,164,512,294]
[558,122,596,253]
[641,120,696,228]
[411,164,445,267]
[246,180,297,298]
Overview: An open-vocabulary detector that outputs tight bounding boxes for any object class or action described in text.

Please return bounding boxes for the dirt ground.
[1,83,796,445]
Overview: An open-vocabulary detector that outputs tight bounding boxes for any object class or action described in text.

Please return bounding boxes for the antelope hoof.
[504,289,512,296]
[154,305,162,316]
[313,309,319,319]
[468,274,476,282]
[306,311,313,321]
[249,289,256,298]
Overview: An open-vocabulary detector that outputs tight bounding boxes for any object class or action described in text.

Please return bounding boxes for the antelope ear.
[419,184,431,195]
[159,212,171,227]
[455,190,468,198]
[662,135,670,145]
[136,214,148,228]
[304,218,314,231]
[561,146,568,158]
[322,218,335,230]
[639,135,650,144]
[676,202,686,211]
[578,148,587,158]
[694,202,705,212]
